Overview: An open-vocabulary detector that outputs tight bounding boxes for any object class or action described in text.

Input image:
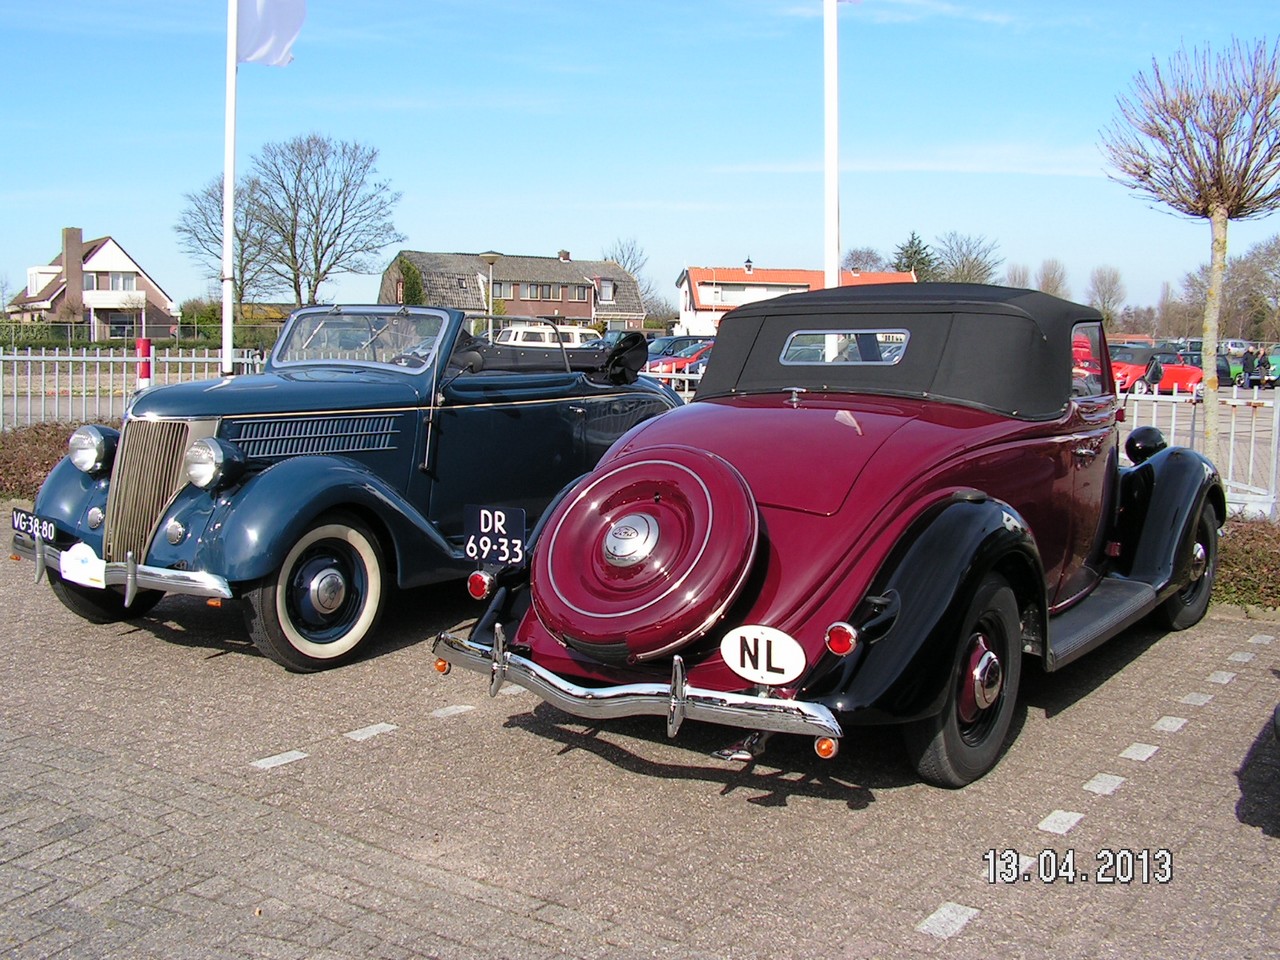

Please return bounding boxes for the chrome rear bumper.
[13,533,234,603]
[432,627,843,740]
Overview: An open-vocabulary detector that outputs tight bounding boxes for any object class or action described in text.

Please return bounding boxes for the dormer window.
[598,280,615,303]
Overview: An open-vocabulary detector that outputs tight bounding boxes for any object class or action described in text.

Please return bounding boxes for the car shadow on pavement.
[122,581,475,669]
[1234,675,1280,838]
[503,703,919,809]
[1018,623,1166,718]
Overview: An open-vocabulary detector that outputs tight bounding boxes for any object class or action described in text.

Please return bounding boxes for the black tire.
[241,512,387,672]
[1154,505,1218,631]
[1131,379,1150,395]
[903,575,1022,788]
[48,570,164,624]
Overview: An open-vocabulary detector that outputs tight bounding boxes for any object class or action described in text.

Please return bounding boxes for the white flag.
[237,0,306,67]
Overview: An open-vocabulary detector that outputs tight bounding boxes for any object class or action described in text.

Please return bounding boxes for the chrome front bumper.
[13,533,234,604]
[433,626,843,740]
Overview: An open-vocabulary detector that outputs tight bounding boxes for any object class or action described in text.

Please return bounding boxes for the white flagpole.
[221,0,238,375]
[823,0,840,289]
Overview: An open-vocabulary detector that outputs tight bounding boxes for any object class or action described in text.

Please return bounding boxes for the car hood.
[128,366,428,419]
[604,394,921,516]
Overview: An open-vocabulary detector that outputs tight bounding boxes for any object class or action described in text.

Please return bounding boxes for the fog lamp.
[165,517,186,545]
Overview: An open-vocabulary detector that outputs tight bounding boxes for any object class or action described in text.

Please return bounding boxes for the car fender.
[1116,446,1224,596]
[203,455,460,588]
[33,456,106,546]
[809,493,1043,724]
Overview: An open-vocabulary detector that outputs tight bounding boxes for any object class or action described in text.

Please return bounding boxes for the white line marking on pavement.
[1180,692,1214,706]
[1228,651,1256,663]
[1207,671,1237,685]
[917,902,979,939]
[344,723,398,742]
[1120,742,1160,761]
[1152,716,1188,733]
[1248,634,1274,645]
[431,704,476,719]
[1038,810,1084,835]
[1083,773,1126,795]
[251,750,308,770]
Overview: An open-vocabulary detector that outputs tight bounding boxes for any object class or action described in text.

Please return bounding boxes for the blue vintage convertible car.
[11,306,677,671]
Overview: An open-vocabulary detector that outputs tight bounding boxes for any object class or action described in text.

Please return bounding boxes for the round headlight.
[68,425,115,474]
[184,438,225,489]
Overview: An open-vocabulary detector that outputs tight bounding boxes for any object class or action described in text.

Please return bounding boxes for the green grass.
[2,421,1277,609]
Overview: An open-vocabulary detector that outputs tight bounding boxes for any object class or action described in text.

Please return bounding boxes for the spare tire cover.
[531,444,759,661]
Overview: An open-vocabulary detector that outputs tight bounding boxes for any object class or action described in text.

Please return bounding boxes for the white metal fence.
[4,352,1276,519]
[0,347,258,431]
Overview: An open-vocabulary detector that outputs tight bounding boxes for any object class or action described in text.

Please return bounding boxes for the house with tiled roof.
[675,261,916,336]
[7,227,176,339]
[378,249,646,331]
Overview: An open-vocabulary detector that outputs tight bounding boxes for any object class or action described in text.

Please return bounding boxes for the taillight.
[467,570,494,600]
[824,622,858,656]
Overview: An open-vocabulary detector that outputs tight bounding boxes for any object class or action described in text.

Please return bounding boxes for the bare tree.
[1005,263,1031,288]
[253,134,405,306]
[842,246,889,272]
[1101,38,1280,443]
[174,175,285,314]
[1035,259,1070,298]
[1086,266,1126,327]
[935,232,1002,284]
[603,237,662,314]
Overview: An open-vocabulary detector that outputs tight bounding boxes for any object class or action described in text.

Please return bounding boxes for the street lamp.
[479,250,501,340]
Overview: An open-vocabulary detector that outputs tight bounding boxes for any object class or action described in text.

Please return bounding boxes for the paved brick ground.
[0,552,1276,958]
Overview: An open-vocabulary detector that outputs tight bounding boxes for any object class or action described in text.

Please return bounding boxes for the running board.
[1046,578,1158,671]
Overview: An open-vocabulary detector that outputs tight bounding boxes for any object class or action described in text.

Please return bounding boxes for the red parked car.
[435,284,1224,787]
[643,340,713,385]
[1109,344,1202,394]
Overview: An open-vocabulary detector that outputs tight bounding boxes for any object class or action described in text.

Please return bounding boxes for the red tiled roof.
[682,267,915,313]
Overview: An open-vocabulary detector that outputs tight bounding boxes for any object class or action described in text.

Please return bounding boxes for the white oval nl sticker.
[720,625,806,686]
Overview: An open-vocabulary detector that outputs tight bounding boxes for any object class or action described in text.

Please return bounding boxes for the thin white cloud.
[781,0,1017,26]
[712,141,1107,178]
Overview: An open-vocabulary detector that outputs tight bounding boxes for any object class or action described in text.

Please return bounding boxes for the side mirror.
[454,350,484,374]
[1144,359,1164,385]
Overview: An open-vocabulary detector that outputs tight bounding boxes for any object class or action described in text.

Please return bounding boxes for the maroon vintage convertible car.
[434,284,1224,787]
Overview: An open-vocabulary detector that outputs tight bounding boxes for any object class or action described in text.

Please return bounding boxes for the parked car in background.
[436,284,1223,788]
[1109,344,1202,394]
[647,335,711,361]
[494,323,597,347]
[11,306,678,672]
[643,340,714,385]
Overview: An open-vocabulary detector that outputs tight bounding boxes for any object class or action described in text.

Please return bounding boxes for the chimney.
[62,227,84,324]
[558,249,571,262]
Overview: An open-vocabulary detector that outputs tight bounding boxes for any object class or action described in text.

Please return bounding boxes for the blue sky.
[3,0,1279,312]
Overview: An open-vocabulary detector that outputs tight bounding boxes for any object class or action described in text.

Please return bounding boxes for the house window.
[109,272,136,292]
[598,280,616,302]
[523,283,559,301]
[395,279,404,303]
[568,285,590,302]
[82,274,97,291]
[492,281,513,300]
[104,311,135,339]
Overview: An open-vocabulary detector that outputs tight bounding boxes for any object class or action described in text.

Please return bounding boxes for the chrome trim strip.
[433,630,843,740]
[12,536,233,599]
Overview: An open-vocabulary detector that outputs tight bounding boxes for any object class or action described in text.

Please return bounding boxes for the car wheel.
[1235,373,1247,387]
[242,512,386,672]
[1131,380,1150,395]
[1154,505,1218,631]
[903,574,1022,788]
[48,570,164,624]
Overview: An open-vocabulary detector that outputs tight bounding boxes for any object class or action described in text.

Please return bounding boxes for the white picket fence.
[4,351,1276,519]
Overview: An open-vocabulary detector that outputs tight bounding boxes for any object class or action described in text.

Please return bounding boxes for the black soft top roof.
[694,283,1103,420]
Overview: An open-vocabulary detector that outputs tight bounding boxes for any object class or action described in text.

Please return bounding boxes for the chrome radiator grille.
[102,419,193,563]
[230,414,401,458]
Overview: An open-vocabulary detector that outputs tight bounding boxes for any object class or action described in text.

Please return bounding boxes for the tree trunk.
[1201,203,1229,449]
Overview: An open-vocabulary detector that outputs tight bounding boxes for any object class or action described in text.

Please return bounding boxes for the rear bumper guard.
[432,626,843,740]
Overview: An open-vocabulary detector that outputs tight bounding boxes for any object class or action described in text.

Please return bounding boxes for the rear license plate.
[463,505,527,565]
[11,508,56,542]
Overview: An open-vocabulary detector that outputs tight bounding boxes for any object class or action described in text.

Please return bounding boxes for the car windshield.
[274,309,446,371]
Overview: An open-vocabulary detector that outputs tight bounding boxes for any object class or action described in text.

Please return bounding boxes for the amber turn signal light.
[206,598,222,608]
[814,737,839,760]
[433,658,452,675]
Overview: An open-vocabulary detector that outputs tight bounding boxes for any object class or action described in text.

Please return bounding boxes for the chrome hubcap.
[958,635,1002,725]
[1188,541,1208,582]
[308,568,347,615]
[603,513,659,568]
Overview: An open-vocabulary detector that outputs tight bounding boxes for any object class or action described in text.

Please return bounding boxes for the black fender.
[808,493,1044,725]
[1115,446,1224,599]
